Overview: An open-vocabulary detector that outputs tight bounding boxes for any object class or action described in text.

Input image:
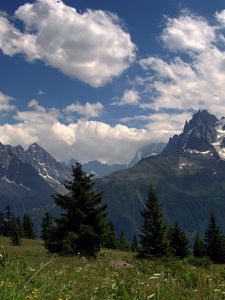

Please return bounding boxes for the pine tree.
[23,214,35,239]
[101,222,117,249]
[11,218,21,246]
[167,222,189,259]
[193,234,205,258]
[138,185,167,258]
[117,231,130,251]
[45,163,107,257]
[41,212,54,241]
[16,216,23,238]
[2,205,13,236]
[131,234,138,252]
[204,212,225,263]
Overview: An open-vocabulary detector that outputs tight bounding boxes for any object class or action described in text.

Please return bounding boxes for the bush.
[186,256,211,268]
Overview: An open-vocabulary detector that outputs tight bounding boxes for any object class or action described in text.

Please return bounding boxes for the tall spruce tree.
[44,163,107,257]
[117,231,130,251]
[167,222,189,259]
[11,218,21,246]
[193,234,205,258]
[41,212,54,241]
[138,185,167,258]
[131,234,138,252]
[101,222,117,249]
[204,212,225,263]
[23,214,35,239]
[2,205,13,236]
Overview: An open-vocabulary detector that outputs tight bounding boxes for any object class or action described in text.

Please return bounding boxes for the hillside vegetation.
[1,237,225,300]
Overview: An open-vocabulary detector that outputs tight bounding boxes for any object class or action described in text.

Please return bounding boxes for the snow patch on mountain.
[213,119,225,160]
[1,176,31,190]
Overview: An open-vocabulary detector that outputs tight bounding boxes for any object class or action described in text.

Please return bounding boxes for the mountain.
[129,142,166,167]
[95,110,225,240]
[0,143,55,216]
[67,159,127,177]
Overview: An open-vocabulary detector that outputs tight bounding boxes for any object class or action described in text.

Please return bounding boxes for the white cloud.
[112,89,141,106]
[161,13,215,53]
[0,91,15,112]
[64,101,104,119]
[0,0,136,87]
[137,11,225,117]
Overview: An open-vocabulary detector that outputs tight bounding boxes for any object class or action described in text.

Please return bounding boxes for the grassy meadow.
[1,237,225,299]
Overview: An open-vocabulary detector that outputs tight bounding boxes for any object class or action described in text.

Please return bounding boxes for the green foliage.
[204,212,225,263]
[117,231,130,251]
[131,234,138,252]
[22,214,35,239]
[1,237,225,300]
[138,185,167,258]
[167,222,190,259]
[41,212,54,241]
[0,205,14,237]
[10,218,21,246]
[45,163,107,257]
[186,256,211,268]
[193,234,206,258]
[101,222,117,249]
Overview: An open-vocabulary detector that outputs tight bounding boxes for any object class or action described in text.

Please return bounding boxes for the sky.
[1,0,225,164]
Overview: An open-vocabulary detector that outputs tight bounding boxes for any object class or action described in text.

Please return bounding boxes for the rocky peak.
[163,110,219,155]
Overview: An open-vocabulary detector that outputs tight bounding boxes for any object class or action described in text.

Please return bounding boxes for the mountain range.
[1,109,224,240]
[95,110,225,240]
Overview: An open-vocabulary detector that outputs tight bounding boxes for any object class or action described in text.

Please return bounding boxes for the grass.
[1,237,225,299]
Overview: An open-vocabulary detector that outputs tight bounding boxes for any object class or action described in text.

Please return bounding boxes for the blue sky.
[0,0,225,163]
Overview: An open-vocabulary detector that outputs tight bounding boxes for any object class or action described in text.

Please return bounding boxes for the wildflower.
[147,294,155,299]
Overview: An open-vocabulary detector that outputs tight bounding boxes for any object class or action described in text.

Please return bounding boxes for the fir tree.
[168,222,189,259]
[138,185,167,258]
[131,234,138,252]
[204,212,225,263]
[45,163,107,257]
[11,218,21,246]
[2,205,13,236]
[23,214,35,239]
[193,234,205,258]
[117,231,129,251]
[41,212,54,241]
[101,222,117,249]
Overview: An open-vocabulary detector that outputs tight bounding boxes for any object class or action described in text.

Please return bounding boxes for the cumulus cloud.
[64,101,104,119]
[0,0,136,87]
[0,101,154,164]
[137,11,225,117]
[161,13,215,53]
[0,91,15,112]
[112,89,141,106]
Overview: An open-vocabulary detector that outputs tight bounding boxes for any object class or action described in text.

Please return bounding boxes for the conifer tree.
[11,218,21,246]
[138,185,167,258]
[193,234,205,258]
[204,212,225,263]
[45,163,107,257]
[117,231,130,251]
[2,205,13,236]
[131,234,138,252]
[167,222,189,259]
[101,221,117,249]
[23,214,35,239]
[41,212,54,241]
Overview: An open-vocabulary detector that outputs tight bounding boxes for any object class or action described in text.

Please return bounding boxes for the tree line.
[0,205,35,245]
[138,185,225,263]
[2,162,225,264]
